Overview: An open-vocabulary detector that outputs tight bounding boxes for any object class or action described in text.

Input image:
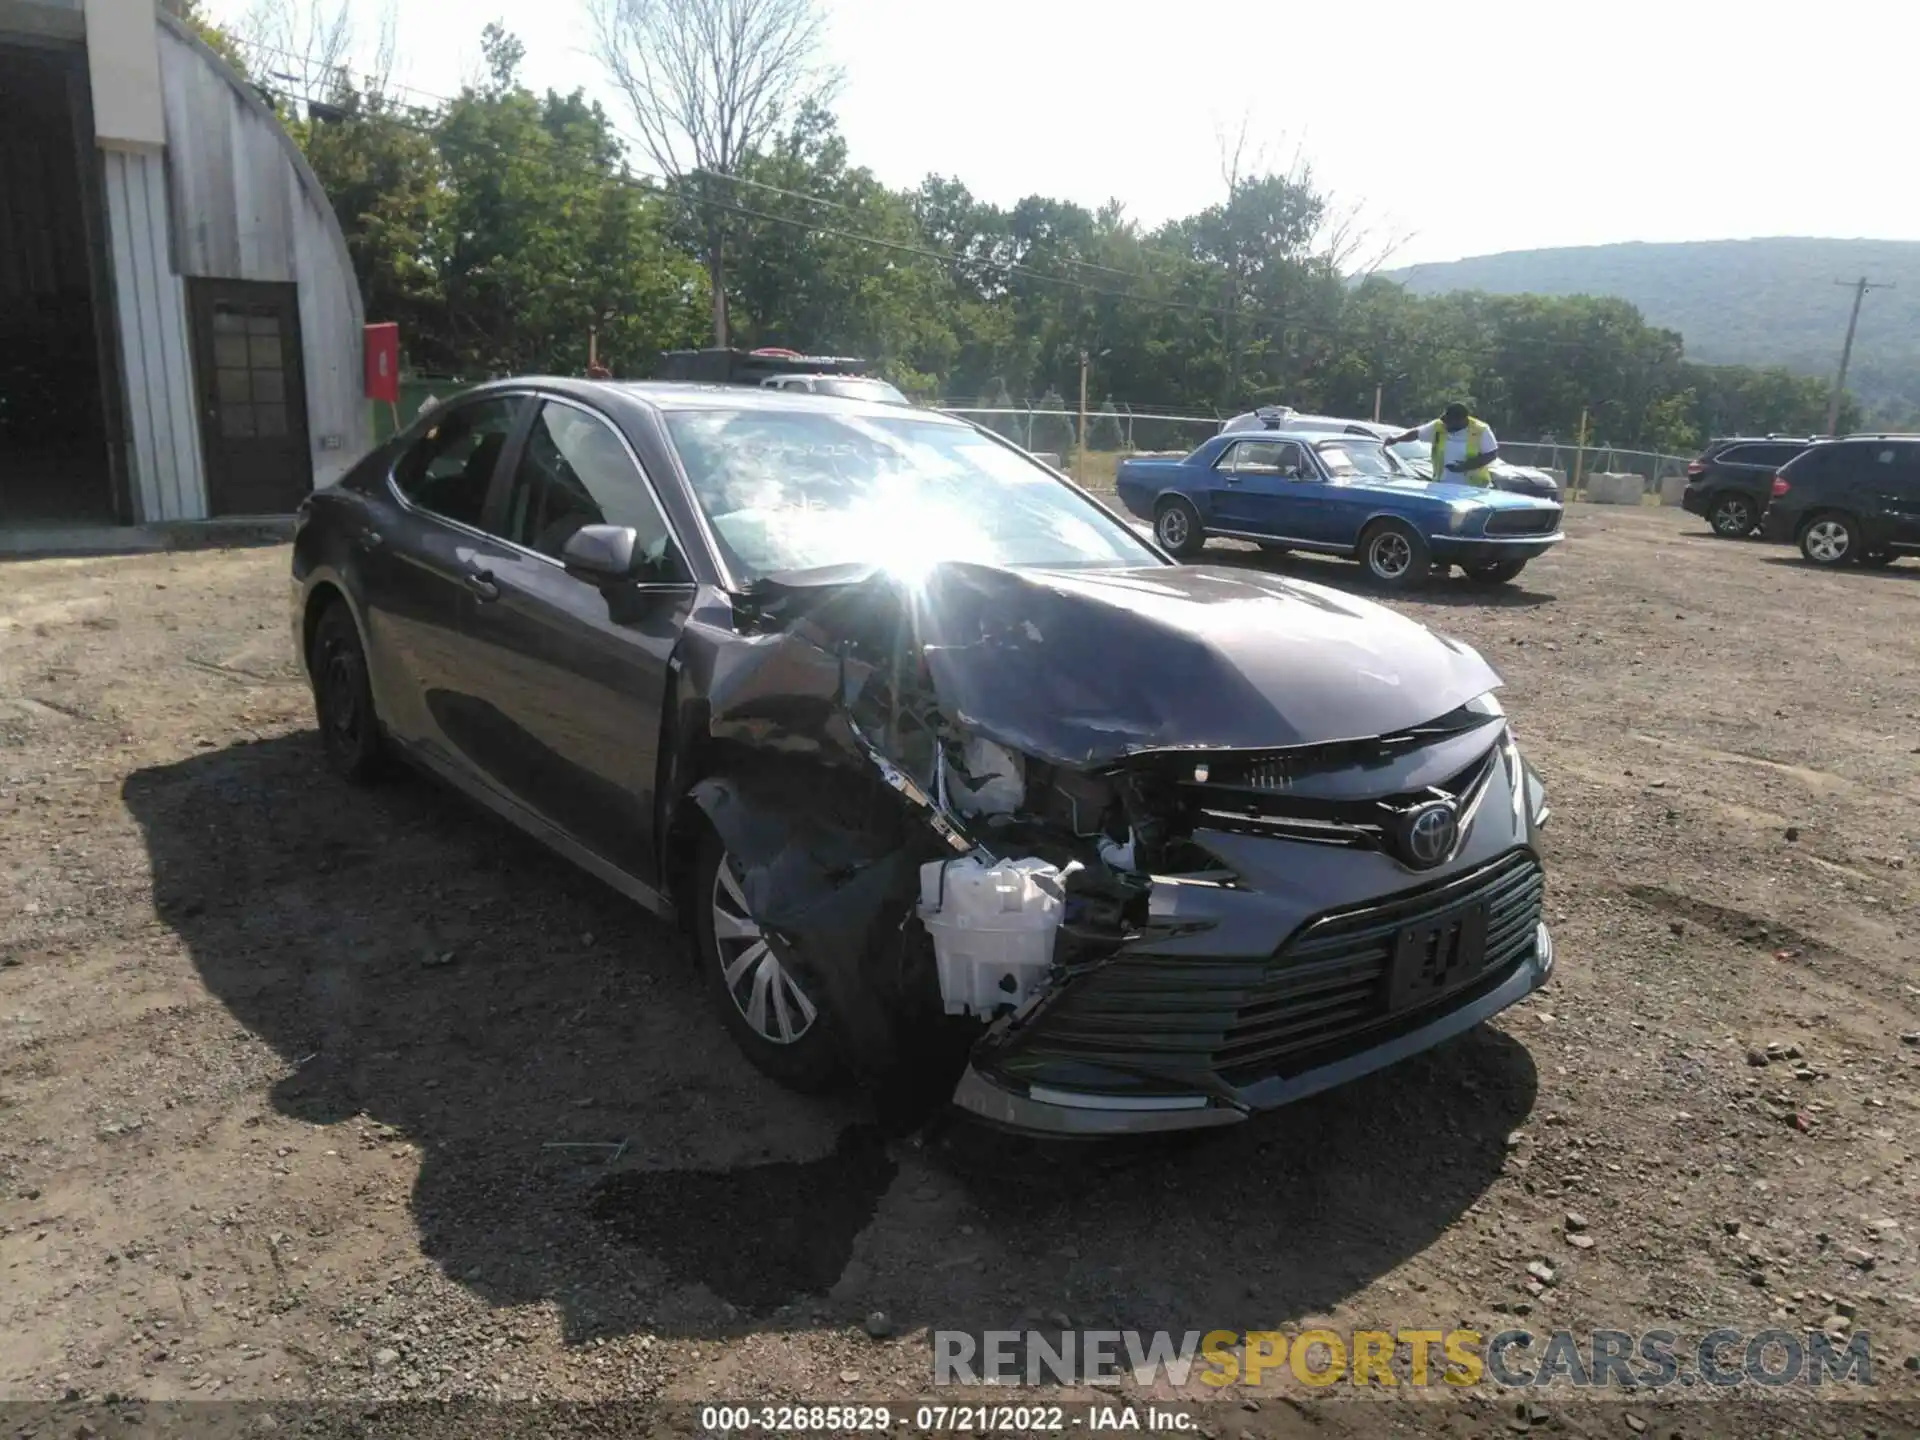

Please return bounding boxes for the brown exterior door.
[186,279,311,514]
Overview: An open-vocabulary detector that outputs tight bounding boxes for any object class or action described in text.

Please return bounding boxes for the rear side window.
[393,397,521,526]
[1717,443,1795,466]
[1221,439,1308,476]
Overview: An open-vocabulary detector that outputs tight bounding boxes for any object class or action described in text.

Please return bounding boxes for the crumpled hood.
[902,562,1502,766]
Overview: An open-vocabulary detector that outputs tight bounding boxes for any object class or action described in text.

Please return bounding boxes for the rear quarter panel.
[1114,457,1201,521]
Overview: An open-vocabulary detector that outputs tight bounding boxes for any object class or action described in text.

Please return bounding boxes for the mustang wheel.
[693,832,842,1092]
[1799,513,1855,567]
[1153,496,1205,559]
[1707,492,1756,537]
[1462,557,1530,585]
[1359,519,1431,590]
[309,601,385,782]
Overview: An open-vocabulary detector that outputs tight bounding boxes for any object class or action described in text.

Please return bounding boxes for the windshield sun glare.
[665,409,1161,583]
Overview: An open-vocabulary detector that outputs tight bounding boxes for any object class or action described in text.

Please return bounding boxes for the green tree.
[1030,388,1073,454]
[432,32,707,376]
[1090,397,1123,450]
[293,90,449,365]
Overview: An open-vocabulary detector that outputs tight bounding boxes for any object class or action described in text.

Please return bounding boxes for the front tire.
[1798,513,1856,567]
[1462,556,1529,585]
[1154,496,1206,559]
[1358,519,1431,590]
[693,831,843,1092]
[1707,491,1757,538]
[309,601,385,782]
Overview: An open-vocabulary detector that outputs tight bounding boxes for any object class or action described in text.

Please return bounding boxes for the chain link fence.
[940,407,1694,499]
[378,381,1694,500]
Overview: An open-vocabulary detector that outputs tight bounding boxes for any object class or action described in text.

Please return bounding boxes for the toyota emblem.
[1402,800,1459,869]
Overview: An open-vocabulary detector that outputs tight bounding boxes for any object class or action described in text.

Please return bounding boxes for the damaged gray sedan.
[291,380,1555,1136]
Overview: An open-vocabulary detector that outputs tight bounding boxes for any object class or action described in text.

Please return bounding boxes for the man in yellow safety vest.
[1386,403,1500,486]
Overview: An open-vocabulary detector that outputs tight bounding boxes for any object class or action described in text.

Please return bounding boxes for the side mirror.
[561,523,639,584]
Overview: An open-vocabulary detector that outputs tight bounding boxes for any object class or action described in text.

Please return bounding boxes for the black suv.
[1761,435,1920,568]
[1681,436,1814,537]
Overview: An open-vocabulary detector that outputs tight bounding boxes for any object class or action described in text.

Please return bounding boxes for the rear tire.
[1358,519,1431,590]
[308,601,385,783]
[1154,496,1206,559]
[1798,512,1856,567]
[1707,491,1757,538]
[1462,556,1529,585]
[693,830,844,1093]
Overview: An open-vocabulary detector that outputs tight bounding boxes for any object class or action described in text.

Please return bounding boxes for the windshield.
[1315,438,1405,478]
[664,409,1163,583]
[813,377,908,404]
[1390,439,1430,469]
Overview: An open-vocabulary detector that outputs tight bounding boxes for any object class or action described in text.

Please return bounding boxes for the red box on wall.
[364,323,400,403]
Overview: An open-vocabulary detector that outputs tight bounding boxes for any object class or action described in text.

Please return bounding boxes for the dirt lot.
[2,505,1918,1435]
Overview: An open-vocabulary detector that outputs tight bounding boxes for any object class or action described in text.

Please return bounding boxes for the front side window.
[663,409,1161,583]
[498,402,684,574]
[392,397,521,526]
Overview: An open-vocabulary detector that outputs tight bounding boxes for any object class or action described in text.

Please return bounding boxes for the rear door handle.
[464,569,500,602]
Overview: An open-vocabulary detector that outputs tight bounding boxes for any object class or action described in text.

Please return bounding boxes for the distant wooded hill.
[1390,238,1920,426]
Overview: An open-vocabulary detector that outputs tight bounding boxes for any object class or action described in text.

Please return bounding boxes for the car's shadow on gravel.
[124,733,1537,1346]
[1201,544,1559,608]
[1757,555,1920,582]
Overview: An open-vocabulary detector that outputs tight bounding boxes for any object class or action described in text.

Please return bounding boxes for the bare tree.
[585,0,838,346]
[239,0,354,97]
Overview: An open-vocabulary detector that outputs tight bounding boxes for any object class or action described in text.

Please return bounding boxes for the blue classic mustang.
[1115,430,1565,588]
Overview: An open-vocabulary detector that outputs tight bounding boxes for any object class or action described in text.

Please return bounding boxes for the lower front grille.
[1485,508,1562,536]
[988,850,1545,1095]
[1215,849,1543,1084]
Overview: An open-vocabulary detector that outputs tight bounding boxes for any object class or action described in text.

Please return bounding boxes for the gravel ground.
[1,505,1917,1436]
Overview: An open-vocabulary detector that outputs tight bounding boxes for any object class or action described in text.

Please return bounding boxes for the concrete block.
[1658,473,1688,506]
[1546,468,1569,491]
[1585,471,1646,506]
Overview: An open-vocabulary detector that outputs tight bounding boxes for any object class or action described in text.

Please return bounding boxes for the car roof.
[1224,428,1386,446]
[612,380,931,415]
[444,376,950,422]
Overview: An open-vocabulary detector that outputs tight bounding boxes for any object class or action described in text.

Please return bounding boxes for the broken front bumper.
[954,913,1554,1137]
[951,738,1554,1140]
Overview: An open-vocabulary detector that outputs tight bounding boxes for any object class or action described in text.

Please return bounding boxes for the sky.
[205,0,1920,269]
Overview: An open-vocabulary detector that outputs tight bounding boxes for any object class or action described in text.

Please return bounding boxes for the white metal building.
[0,0,365,530]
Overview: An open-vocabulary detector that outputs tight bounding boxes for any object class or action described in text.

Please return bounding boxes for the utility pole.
[1078,349,1089,484]
[1826,276,1893,436]
[1373,383,1383,424]
[1572,407,1590,497]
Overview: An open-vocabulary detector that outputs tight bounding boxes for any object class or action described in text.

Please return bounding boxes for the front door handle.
[464,569,500,602]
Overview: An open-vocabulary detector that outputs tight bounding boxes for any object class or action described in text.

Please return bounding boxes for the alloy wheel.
[711,857,818,1045]
[1369,531,1413,579]
[1710,496,1752,536]
[1157,506,1190,550]
[1805,519,1851,564]
[319,645,364,753]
